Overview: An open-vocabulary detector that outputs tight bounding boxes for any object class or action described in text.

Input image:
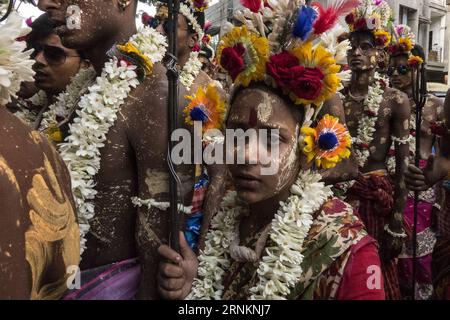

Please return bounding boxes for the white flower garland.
[180,50,202,91]
[335,72,385,195]
[187,170,333,300]
[0,12,34,105]
[56,26,167,255]
[38,67,96,132]
[352,72,385,168]
[180,3,204,42]
[131,196,192,214]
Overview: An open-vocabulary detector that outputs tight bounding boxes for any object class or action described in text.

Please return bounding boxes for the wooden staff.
[411,50,427,300]
[165,0,181,253]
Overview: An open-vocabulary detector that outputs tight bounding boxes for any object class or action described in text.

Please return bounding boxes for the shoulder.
[383,87,410,118]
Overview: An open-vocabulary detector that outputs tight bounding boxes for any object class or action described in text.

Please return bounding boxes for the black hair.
[26,13,55,47]
[199,45,213,60]
[27,13,86,60]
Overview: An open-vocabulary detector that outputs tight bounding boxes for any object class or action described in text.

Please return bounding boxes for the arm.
[317,93,358,184]
[384,90,410,258]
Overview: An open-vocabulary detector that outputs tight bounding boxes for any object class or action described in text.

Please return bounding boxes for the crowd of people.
[0,0,450,300]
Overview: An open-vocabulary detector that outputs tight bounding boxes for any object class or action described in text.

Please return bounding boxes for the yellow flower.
[301,114,351,169]
[184,84,226,132]
[44,125,62,143]
[290,42,341,106]
[399,37,413,52]
[408,55,423,67]
[374,29,391,48]
[217,26,269,87]
[116,42,153,75]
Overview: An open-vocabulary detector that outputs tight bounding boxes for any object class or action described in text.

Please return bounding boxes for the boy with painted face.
[0,12,79,300]
[155,0,386,300]
[386,25,444,300]
[338,0,411,300]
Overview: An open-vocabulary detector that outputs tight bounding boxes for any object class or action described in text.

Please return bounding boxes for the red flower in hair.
[142,12,151,26]
[345,13,355,25]
[354,18,367,30]
[240,0,261,13]
[220,43,246,80]
[267,51,325,102]
[192,43,201,52]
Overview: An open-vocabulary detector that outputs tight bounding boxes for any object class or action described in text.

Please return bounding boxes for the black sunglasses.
[31,44,79,66]
[147,16,189,33]
[387,65,411,76]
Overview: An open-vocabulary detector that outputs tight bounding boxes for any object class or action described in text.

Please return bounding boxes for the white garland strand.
[38,67,96,132]
[352,72,384,168]
[187,170,333,300]
[335,72,385,195]
[180,51,202,91]
[131,196,193,214]
[56,26,167,255]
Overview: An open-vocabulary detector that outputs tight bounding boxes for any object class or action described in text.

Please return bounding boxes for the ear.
[188,33,199,49]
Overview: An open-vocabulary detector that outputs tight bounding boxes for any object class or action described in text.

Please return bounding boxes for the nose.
[354,46,363,55]
[37,0,61,12]
[34,50,47,67]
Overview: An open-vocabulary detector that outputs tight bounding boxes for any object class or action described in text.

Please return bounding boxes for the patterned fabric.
[346,170,402,300]
[221,198,368,300]
[184,164,209,250]
[398,196,436,300]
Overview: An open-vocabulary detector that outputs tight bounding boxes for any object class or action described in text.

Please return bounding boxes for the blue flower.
[293,6,317,41]
[190,104,210,122]
[318,131,339,150]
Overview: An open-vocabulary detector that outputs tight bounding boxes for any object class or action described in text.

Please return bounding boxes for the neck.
[86,23,137,75]
[178,51,190,68]
[350,68,376,96]
[404,86,413,98]
[247,188,291,230]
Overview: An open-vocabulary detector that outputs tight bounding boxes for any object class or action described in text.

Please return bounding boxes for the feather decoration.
[312,0,359,36]
[293,6,317,41]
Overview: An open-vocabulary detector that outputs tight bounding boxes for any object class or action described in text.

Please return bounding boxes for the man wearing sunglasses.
[388,27,444,299]
[339,1,411,300]
[8,13,90,129]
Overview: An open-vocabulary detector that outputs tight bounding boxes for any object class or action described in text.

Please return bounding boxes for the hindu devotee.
[0,11,79,300]
[156,0,386,300]
[386,26,444,299]
[335,0,411,300]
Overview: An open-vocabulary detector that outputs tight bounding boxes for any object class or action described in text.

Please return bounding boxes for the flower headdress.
[215,0,355,168]
[344,0,393,48]
[388,24,423,67]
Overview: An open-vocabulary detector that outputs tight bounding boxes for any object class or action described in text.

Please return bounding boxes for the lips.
[233,172,261,190]
[34,70,49,81]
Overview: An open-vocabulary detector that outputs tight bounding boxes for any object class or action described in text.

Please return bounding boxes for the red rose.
[142,12,151,26]
[345,13,355,25]
[220,43,246,80]
[192,43,201,52]
[267,51,324,101]
[354,18,367,30]
[375,36,386,47]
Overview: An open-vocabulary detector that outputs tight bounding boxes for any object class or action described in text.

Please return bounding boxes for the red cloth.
[337,235,386,300]
[346,172,401,300]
